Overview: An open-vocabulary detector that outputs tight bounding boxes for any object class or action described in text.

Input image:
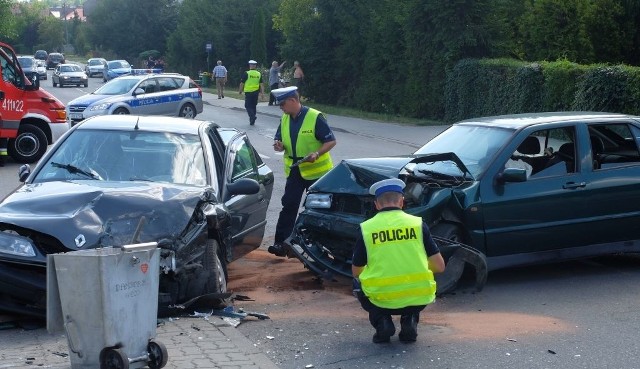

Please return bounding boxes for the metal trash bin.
[47,243,168,369]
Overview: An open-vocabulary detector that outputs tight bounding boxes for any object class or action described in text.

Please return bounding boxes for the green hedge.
[444,58,640,122]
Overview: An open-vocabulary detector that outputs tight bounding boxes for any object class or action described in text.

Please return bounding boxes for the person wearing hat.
[352,178,445,343]
[268,86,336,257]
[238,60,264,125]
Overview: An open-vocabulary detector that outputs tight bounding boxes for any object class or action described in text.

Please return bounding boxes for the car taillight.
[197,87,202,97]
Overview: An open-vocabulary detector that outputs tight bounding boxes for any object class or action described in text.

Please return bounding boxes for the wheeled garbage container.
[47,243,168,369]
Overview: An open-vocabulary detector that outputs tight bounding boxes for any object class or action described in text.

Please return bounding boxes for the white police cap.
[248,59,258,64]
[369,178,406,197]
[272,86,298,104]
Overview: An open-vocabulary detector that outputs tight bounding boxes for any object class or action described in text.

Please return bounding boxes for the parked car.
[52,63,88,87]
[35,59,47,80]
[85,57,107,77]
[16,55,39,81]
[289,112,640,293]
[34,49,48,61]
[67,73,203,125]
[45,52,65,69]
[0,114,274,317]
[103,59,131,82]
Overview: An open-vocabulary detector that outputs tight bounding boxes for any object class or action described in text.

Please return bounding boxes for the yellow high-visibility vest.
[243,70,261,92]
[281,108,333,179]
[359,210,436,309]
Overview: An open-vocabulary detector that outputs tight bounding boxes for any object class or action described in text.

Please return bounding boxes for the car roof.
[456,111,639,129]
[57,63,79,67]
[77,115,214,135]
[113,73,186,81]
[49,52,63,56]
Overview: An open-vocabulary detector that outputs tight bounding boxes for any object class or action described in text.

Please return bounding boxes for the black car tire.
[84,82,88,87]
[432,222,466,244]
[203,239,227,294]
[7,124,48,164]
[113,107,129,115]
[179,103,197,119]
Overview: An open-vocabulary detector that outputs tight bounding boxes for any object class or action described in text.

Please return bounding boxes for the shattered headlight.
[305,193,332,209]
[0,231,36,257]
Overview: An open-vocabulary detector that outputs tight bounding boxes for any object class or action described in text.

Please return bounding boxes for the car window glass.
[506,127,576,179]
[415,124,514,177]
[94,78,139,95]
[588,123,640,170]
[139,79,158,93]
[35,130,207,186]
[231,139,258,181]
[1,55,20,87]
[158,77,179,91]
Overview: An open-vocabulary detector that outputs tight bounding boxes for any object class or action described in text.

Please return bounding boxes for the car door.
[155,77,182,116]
[579,120,640,245]
[220,132,273,260]
[480,123,588,260]
[127,78,160,115]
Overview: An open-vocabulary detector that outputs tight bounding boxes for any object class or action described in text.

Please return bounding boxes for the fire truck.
[0,42,68,163]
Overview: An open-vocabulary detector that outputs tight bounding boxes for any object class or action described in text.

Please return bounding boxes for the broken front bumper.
[289,210,488,294]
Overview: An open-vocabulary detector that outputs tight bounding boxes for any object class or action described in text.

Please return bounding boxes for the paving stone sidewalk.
[0,316,279,369]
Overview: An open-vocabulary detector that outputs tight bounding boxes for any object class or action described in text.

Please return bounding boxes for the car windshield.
[60,65,81,72]
[93,78,139,95]
[89,59,103,66]
[109,61,129,69]
[414,124,514,177]
[35,130,207,186]
[18,58,33,67]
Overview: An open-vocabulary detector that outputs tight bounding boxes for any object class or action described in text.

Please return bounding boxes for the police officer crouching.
[352,178,446,343]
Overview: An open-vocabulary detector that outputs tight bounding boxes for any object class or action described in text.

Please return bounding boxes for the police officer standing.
[268,86,336,257]
[238,60,264,125]
[352,178,445,343]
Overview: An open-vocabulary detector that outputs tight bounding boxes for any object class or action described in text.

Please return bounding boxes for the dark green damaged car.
[289,112,640,293]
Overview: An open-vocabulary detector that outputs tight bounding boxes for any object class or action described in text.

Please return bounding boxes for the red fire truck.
[0,42,68,163]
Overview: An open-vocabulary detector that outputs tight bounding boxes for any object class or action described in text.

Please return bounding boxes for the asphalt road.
[2,80,640,368]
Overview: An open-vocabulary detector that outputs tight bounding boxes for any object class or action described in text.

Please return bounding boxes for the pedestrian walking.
[268,86,336,257]
[238,60,264,125]
[212,60,228,99]
[352,178,446,344]
[268,60,286,106]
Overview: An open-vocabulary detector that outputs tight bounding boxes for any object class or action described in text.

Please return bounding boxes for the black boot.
[268,243,287,257]
[372,316,395,343]
[399,314,418,342]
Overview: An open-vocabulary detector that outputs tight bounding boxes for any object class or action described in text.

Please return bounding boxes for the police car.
[67,73,203,125]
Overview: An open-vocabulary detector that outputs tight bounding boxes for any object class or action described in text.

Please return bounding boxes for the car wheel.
[431,222,487,294]
[84,82,88,87]
[7,124,48,164]
[113,107,129,115]
[178,103,197,119]
[203,239,227,294]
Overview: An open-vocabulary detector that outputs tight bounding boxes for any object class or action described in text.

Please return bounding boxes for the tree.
[38,17,64,53]
[250,8,267,68]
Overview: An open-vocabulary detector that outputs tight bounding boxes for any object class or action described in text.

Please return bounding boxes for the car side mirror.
[227,178,260,195]
[18,164,31,182]
[495,167,527,185]
[133,88,145,96]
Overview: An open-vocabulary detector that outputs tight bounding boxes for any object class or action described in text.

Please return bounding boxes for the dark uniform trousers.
[268,83,279,105]
[354,280,426,328]
[244,91,259,124]
[274,166,316,243]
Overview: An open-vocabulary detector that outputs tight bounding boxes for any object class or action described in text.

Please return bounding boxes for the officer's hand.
[273,140,284,152]
[308,151,319,163]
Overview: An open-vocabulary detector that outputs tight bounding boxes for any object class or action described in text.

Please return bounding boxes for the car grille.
[332,194,376,218]
[68,105,87,113]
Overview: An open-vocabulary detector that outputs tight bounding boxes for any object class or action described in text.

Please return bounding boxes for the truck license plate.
[70,113,83,120]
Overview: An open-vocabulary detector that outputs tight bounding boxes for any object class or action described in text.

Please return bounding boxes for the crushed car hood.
[0,181,208,252]
[311,153,471,194]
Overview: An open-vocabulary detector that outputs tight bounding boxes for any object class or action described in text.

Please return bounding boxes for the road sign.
[206,43,212,52]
